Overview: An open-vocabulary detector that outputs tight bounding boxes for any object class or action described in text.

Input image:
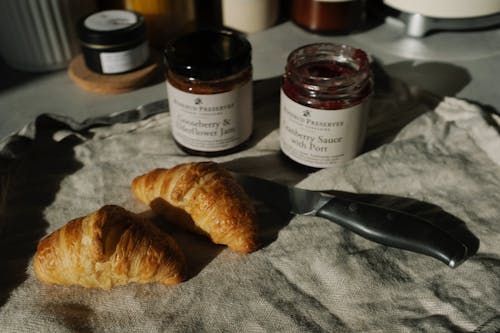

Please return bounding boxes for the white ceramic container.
[222,0,280,34]
[0,0,97,72]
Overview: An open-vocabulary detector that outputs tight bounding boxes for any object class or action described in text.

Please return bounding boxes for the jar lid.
[78,10,146,47]
[164,29,252,80]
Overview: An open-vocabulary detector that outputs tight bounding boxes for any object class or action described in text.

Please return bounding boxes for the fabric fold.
[0,76,499,332]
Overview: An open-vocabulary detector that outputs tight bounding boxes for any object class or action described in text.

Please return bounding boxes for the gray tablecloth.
[0,75,499,332]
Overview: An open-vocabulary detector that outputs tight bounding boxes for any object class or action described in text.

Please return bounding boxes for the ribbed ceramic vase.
[0,0,97,72]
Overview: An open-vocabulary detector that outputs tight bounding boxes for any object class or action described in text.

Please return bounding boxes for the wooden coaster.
[68,50,163,94]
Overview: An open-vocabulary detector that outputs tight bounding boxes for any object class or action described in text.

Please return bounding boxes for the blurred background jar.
[195,0,222,29]
[221,0,280,34]
[0,0,97,72]
[122,0,196,48]
[291,0,366,34]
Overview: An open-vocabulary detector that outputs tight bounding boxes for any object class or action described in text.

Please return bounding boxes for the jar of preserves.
[280,43,372,168]
[291,0,365,34]
[164,29,253,156]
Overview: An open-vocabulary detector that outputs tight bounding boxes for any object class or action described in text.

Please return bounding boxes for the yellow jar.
[123,0,195,47]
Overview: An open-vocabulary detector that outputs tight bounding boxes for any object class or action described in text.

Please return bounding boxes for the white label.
[99,42,149,74]
[167,81,253,152]
[84,10,137,31]
[280,89,369,168]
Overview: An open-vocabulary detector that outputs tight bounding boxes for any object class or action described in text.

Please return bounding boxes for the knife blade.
[232,172,476,268]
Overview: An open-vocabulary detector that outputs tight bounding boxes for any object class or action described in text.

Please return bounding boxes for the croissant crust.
[132,162,258,253]
[34,205,187,289]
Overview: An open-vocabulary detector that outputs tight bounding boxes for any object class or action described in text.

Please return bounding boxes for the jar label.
[99,41,149,74]
[280,89,369,168]
[167,81,253,152]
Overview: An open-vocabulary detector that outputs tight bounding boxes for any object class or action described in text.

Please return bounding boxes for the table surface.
[1,19,499,139]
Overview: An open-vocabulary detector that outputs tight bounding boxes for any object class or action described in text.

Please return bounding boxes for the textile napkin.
[0,74,499,332]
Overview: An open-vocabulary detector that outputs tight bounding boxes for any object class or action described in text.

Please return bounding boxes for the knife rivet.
[348,203,358,212]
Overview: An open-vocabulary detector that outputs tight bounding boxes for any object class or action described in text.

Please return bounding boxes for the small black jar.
[78,10,150,74]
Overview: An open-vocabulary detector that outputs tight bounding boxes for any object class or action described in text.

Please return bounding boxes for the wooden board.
[68,50,163,94]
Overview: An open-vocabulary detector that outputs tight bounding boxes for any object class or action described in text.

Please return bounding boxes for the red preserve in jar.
[280,43,372,168]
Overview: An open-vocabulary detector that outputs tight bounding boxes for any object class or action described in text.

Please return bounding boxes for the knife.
[232,172,477,268]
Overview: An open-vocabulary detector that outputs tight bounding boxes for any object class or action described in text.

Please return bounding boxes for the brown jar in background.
[291,0,365,34]
[123,0,195,48]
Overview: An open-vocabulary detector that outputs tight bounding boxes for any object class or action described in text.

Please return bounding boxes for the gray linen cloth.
[0,76,499,332]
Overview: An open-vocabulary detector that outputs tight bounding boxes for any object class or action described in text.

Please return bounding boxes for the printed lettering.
[280,89,368,168]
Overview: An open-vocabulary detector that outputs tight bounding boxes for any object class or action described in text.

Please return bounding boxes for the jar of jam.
[164,29,253,156]
[291,0,365,34]
[280,43,372,169]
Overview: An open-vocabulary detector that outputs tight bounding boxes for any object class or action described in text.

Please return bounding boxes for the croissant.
[33,205,187,289]
[131,162,258,253]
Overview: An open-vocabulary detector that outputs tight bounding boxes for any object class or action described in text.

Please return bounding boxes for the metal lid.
[78,10,146,47]
[164,29,252,80]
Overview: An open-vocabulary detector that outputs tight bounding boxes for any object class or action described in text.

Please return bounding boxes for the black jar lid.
[78,10,146,47]
[164,29,252,81]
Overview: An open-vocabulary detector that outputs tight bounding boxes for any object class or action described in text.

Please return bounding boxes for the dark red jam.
[306,62,356,77]
[279,43,372,169]
[282,44,371,110]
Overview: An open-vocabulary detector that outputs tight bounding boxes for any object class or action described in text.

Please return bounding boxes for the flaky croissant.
[131,162,258,253]
[34,205,186,289]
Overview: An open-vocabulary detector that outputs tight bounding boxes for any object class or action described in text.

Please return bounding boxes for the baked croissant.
[131,162,258,253]
[34,205,187,289]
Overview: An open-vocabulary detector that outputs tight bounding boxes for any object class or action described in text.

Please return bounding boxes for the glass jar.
[291,0,365,34]
[164,29,253,156]
[78,10,150,74]
[280,43,372,169]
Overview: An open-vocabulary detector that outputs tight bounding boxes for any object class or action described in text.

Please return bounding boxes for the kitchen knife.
[232,172,478,268]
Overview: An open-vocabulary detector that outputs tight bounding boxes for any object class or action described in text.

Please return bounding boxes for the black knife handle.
[316,197,468,267]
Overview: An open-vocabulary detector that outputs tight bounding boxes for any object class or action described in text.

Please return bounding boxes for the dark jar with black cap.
[164,29,253,156]
[78,10,150,74]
